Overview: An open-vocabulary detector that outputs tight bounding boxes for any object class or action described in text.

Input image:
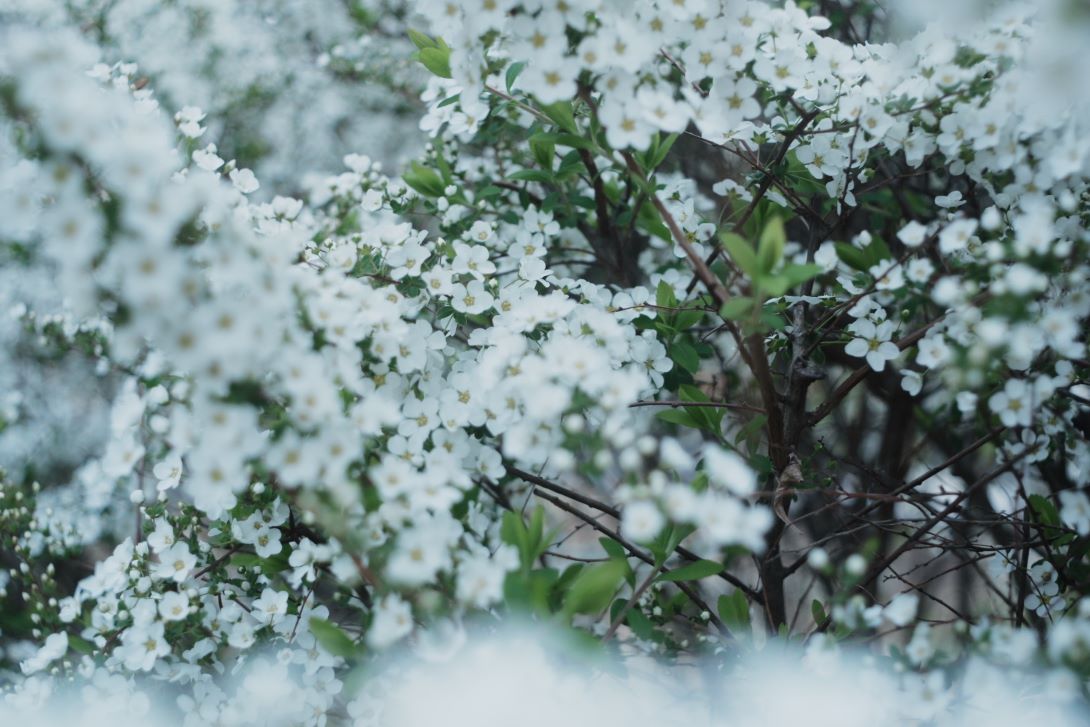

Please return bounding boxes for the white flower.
[916,335,950,369]
[159,591,190,621]
[229,167,260,194]
[367,595,413,649]
[450,280,495,315]
[20,632,67,675]
[905,624,934,666]
[1060,490,1090,535]
[988,379,1033,427]
[147,519,176,554]
[621,500,665,542]
[883,593,919,627]
[844,319,900,372]
[119,622,169,671]
[252,588,289,626]
[153,453,183,491]
[901,369,923,396]
[897,220,928,247]
[702,445,757,497]
[156,542,196,583]
[456,545,518,608]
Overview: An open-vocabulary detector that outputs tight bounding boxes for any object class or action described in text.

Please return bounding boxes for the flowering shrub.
[2,0,1090,724]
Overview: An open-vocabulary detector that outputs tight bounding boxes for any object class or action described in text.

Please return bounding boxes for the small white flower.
[229,167,260,194]
[621,500,665,543]
[844,319,900,372]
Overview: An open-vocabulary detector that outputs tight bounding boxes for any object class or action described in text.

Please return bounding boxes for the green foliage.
[659,559,723,582]
[409,31,452,78]
[562,559,627,617]
[309,617,359,659]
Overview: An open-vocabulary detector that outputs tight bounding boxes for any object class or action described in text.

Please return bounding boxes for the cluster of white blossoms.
[1,0,426,184]
[2,0,1090,724]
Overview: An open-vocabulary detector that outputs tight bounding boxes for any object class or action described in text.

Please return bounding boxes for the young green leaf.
[717,591,750,634]
[757,217,785,275]
[563,559,627,616]
[720,297,754,320]
[415,46,452,79]
[659,559,723,582]
[309,617,358,659]
[720,232,759,279]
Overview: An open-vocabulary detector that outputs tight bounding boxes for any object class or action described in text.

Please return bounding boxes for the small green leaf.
[416,46,452,79]
[626,605,655,639]
[674,308,703,331]
[541,101,578,134]
[721,232,759,279]
[407,29,438,50]
[1029,494,1060,528]
[528,135,555,171]
[656,408,700,429]
[757,217,785,275]
[505,61,526,93]
[659,559,723,582]
[656,280,678,309]
[647,523,697,567]
[834,242,869,271]
[670,340,700,373]
[599,537,628,561]
[811,599,827,625]
[648,132,679,170]
[677,383,710,403]
[309,617,358,659]
[68,633,93,655]
[720,297,754,320]
[403,161,446,197]
[507,169,553,184]
[717,591,750,634]
[564,559,627,616]
[781,263,824,288]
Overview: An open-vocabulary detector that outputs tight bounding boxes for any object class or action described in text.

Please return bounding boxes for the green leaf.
[416,46,452,79]
[656,408,700,429]
[648,132,679,170]
[599,537,628,561]
[781,263,824,288]
[811,599,827,625]
[1029,494,1061,528]
[757,217,785,275]
[677,383,710,403]
[670,340,700,374]
[656,280,678,309]
[407,29,438,50]
[507,169,553,184]
[626,605,655,639]
[659,559,723,582]
[563,559,627,616]
[505,61,526,93]
[674,308,703,331]
[309,617,358,659]
[502,507,552,571]
[529,131,594,152]
[403,161,446,197]
[68,633,93,655]
[541,101,578,134]
[720,232,759,279]
[720,297,754,320]
[835,242,869,271]
[648,524,697,566]
[717,591,750,633]
[528,135,555,171]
